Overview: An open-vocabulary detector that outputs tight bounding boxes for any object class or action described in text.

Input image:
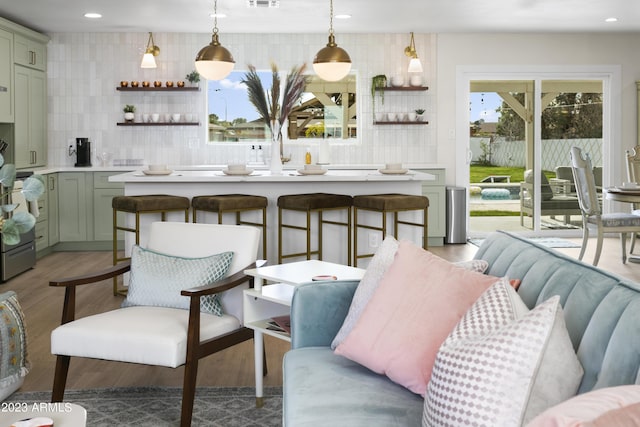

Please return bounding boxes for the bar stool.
[353,193,429,266]
[191,194,268,259]
[112,195,190,295]
[277,193,353,265]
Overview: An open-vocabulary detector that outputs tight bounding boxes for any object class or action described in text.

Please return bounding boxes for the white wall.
[436,32,640,187]
[46,32,437,168]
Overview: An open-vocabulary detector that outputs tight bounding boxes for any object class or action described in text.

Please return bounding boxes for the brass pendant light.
[313,0,351,82]
[195,0,235,81]
[140,32,159,69]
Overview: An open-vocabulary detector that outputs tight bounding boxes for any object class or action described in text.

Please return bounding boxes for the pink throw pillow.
[334,240,498,395]
[525,385,640,427]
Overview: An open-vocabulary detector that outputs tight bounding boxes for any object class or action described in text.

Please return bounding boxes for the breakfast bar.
[110,168,435,265]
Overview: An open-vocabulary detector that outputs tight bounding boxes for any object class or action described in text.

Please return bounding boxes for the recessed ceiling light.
[605,17,618,23]
[335,14,351,19]
[84,12,102,19]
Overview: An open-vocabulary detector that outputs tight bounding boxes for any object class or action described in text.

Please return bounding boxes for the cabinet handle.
[29,50,36,65]
[49,176,55,191]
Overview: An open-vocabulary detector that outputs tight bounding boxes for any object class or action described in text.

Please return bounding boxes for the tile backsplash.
[47,32,436,167]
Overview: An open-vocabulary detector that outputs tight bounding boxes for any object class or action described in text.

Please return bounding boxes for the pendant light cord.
[213,0,219,35]
[328,0,334,36]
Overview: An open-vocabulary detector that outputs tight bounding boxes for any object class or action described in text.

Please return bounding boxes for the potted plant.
[415,108,426,121]
[371,74,387,113]
[123,105,135,122]
[185,71,200,86]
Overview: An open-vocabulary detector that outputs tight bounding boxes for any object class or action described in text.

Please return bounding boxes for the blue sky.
[207,70,273,122]
[469,92,502,123]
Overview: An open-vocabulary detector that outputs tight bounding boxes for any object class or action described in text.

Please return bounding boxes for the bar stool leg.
[347,207,352,266]
[278,208,284,264]
[307,210,313,260]
[112,208,119,295]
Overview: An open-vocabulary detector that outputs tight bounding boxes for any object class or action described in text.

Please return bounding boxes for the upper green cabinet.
[0,29,13,123]
[14,65,46,168]
[14,33,46,71]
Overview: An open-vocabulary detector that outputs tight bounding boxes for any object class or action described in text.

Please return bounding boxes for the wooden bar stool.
[278,193,353,265]
[353,193,429,266]
[112,195,190,295]
[191,194,268,259]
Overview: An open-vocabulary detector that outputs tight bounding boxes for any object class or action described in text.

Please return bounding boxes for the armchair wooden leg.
[180,358,199,427]
[51,355,70,402]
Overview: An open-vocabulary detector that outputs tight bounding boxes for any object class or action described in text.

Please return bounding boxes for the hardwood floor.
[5,235,640,393]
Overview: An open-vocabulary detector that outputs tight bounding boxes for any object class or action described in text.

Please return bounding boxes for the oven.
[1,171,36,281]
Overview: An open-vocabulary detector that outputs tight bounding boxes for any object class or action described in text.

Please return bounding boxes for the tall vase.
[270,121,283,175]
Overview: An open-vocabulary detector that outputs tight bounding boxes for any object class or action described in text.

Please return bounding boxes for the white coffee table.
[243,260,365,406]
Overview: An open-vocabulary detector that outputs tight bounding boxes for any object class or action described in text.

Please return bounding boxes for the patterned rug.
[5,386,282,427]
[468,237,581,248]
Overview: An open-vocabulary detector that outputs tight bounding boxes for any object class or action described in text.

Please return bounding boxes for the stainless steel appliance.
[1,172,36,281]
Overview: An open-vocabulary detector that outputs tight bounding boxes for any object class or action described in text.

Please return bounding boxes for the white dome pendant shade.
[313,0,351,82]
[195,31,235,80]
[194,0,235,81]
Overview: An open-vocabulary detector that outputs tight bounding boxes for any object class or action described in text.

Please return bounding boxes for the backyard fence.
[470,138,602,171]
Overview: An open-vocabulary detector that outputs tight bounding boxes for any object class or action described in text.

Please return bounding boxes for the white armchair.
[50,222,261,427]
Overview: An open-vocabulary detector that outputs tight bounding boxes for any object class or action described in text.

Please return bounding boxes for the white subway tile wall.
[47,32,436,167]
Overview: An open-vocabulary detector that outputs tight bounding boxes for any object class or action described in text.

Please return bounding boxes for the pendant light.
[313,0,351,82]
[140,32,159,69]
[195,0,235,81]
[405,32,423,73]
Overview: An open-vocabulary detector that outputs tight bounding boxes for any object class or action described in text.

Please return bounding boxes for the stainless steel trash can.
[446,186,467,244]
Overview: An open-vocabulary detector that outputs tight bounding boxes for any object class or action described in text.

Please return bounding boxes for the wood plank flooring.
[5,235,640,393]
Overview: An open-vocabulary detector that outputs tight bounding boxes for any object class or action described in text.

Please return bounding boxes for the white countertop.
[108,169,435,183]
[24,164,445,175]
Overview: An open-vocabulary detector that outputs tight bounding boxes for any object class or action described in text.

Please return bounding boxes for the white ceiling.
[2,0,640,35]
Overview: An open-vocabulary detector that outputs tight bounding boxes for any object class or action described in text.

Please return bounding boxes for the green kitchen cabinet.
[58,172,91,241]
[14,65,46,168]
[48,174,59,246]
[415,168,446,246]
[13,33,46,71]
[0,29,13,123]
[93,172,124,242]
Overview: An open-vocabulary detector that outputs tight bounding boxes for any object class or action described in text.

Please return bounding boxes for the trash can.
[445,186,467,244]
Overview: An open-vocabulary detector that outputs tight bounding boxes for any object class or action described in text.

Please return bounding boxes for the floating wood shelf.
[116,122,200,126]
[374,121,429,125]
[116,86,200,92]
[375,86,429,92]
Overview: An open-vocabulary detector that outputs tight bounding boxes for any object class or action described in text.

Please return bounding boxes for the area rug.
[468,237,581,248]
[4,386,282,427]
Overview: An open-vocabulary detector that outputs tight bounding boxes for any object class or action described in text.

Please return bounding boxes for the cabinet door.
[14,66,46,168]
[14,66,29,167]
[14,34,46,71]
[58,173,89,241]
[34,194,48,252]
[29,69,46,166]
[48,174,59,245]
[0,29,13,123]
[94,188,123,241]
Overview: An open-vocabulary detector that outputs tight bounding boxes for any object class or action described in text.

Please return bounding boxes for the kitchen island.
[109,169,435,265]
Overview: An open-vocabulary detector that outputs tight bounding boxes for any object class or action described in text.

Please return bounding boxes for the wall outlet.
[369,233,380,248]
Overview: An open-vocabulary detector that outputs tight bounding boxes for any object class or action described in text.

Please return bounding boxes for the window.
[206,70,357,143]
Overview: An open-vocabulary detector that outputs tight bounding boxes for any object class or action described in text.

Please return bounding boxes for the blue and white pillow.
[122,245,234,316]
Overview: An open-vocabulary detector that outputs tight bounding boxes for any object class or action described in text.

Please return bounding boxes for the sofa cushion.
[525,385,640,427]
[331,236,488,350]
[284,347,423,427]
[335,240,497,395]
[423,280,583,426]
[122,245,233,315]
[473,231,640,394]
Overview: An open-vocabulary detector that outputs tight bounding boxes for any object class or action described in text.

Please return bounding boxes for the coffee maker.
[70,137,92,167]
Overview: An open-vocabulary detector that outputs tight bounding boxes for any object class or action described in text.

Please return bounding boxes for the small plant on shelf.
[371,74,387,113]
[123,105,135,122]
[186,71,200,85]
[415,108,425,121]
